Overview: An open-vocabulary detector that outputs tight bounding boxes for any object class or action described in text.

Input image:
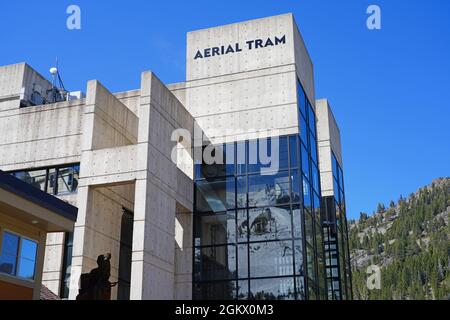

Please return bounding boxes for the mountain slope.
[349,178,450,300]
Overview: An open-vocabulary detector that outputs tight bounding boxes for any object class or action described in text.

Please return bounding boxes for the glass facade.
[10,164,80,196]
[322,152,352,300]
[193,80,325,300]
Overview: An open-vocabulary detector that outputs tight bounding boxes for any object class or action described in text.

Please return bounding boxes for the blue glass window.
[301,143,310,180]
[0,232,19,276]
[18,239,37,280]
[290,169,301,204]
[297,81,307,119]
[311,162,320,194]
[289,136,299,168]
[0,232,38,280]
[300,115,308,147]
[303,176,312,212]
[309,131,317,165]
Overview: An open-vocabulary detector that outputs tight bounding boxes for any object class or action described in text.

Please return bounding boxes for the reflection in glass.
[195,177,235,213]
[236,176,247,208]
[248,173,290,207]
[249,241,293,278]
[306,244,316,282]
[303,177,312,212]
[195,212,236,246]
[297,81,306,118]
[250,277,295,300]
[237,244,249,279]
[292,206,302,239]
[194,246,236,281]
[300,116,308,147]
[301,143,309,180]
[308,102,316,137]
[304,211,314,246]
[237,280,249,300]
[290,170,301,204]
[289,136,298,168]
[249,207,292,242]
[294,240,304,276]
[0,232,19,276]
[194,281,236,300]
[236,210,248,242]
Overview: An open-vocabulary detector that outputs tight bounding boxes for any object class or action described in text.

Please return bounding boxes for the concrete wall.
[316,99,343,198]
[0,65,85,295]
[130,71,194,300]
[176,13,314,145]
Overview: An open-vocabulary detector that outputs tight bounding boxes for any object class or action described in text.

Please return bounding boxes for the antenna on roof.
[47,57,68,103]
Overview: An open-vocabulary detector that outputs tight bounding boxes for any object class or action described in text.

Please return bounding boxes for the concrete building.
[0,13,351,300]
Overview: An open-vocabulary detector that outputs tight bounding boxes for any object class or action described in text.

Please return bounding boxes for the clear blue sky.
[1,1,449,219]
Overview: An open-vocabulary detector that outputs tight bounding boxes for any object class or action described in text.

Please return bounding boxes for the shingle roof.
[40,285,61,300]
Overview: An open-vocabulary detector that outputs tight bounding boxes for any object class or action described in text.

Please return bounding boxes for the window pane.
[194,281,236,300]
[313,192,321,222]
[248,138,283,174]
[311,162,320,194]
[296,276,306,299]
[250,277,295,300]
[195,177,235,213]
[297,81,306,118]
[236,141,247,175]
[332,154,338,180]
[300,115,308,147]
[308,102,316,136]
[194,245,236,281]
[294,240,304,276]
[237,244,249,279]
[306,244,316,282]
[47,168,57,195]
[301,143,310,180]
[0,232,19,276]
[333,178,340,203]
[248,172,290,207]
[194,211,236,246]
[18,258,36,280]
[304,211,314,246]
[20,238,37,261]
[236,210,248,242]
[57,167,73,194]
[13,170,47,192]
[290,170,301,203]
[278,136,289,171]
[303,176,312,212]
[237,280,249,300]
[309,131,317,165]
[292,205,303,239]
[289,136,299,168]
[236,176,247,208]
[249,206,292,242]
[249,241,294,278]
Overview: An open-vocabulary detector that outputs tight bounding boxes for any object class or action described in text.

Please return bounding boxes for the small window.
[0,232,38,280]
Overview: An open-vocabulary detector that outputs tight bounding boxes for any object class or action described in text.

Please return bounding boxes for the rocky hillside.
[349,178,450,300]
